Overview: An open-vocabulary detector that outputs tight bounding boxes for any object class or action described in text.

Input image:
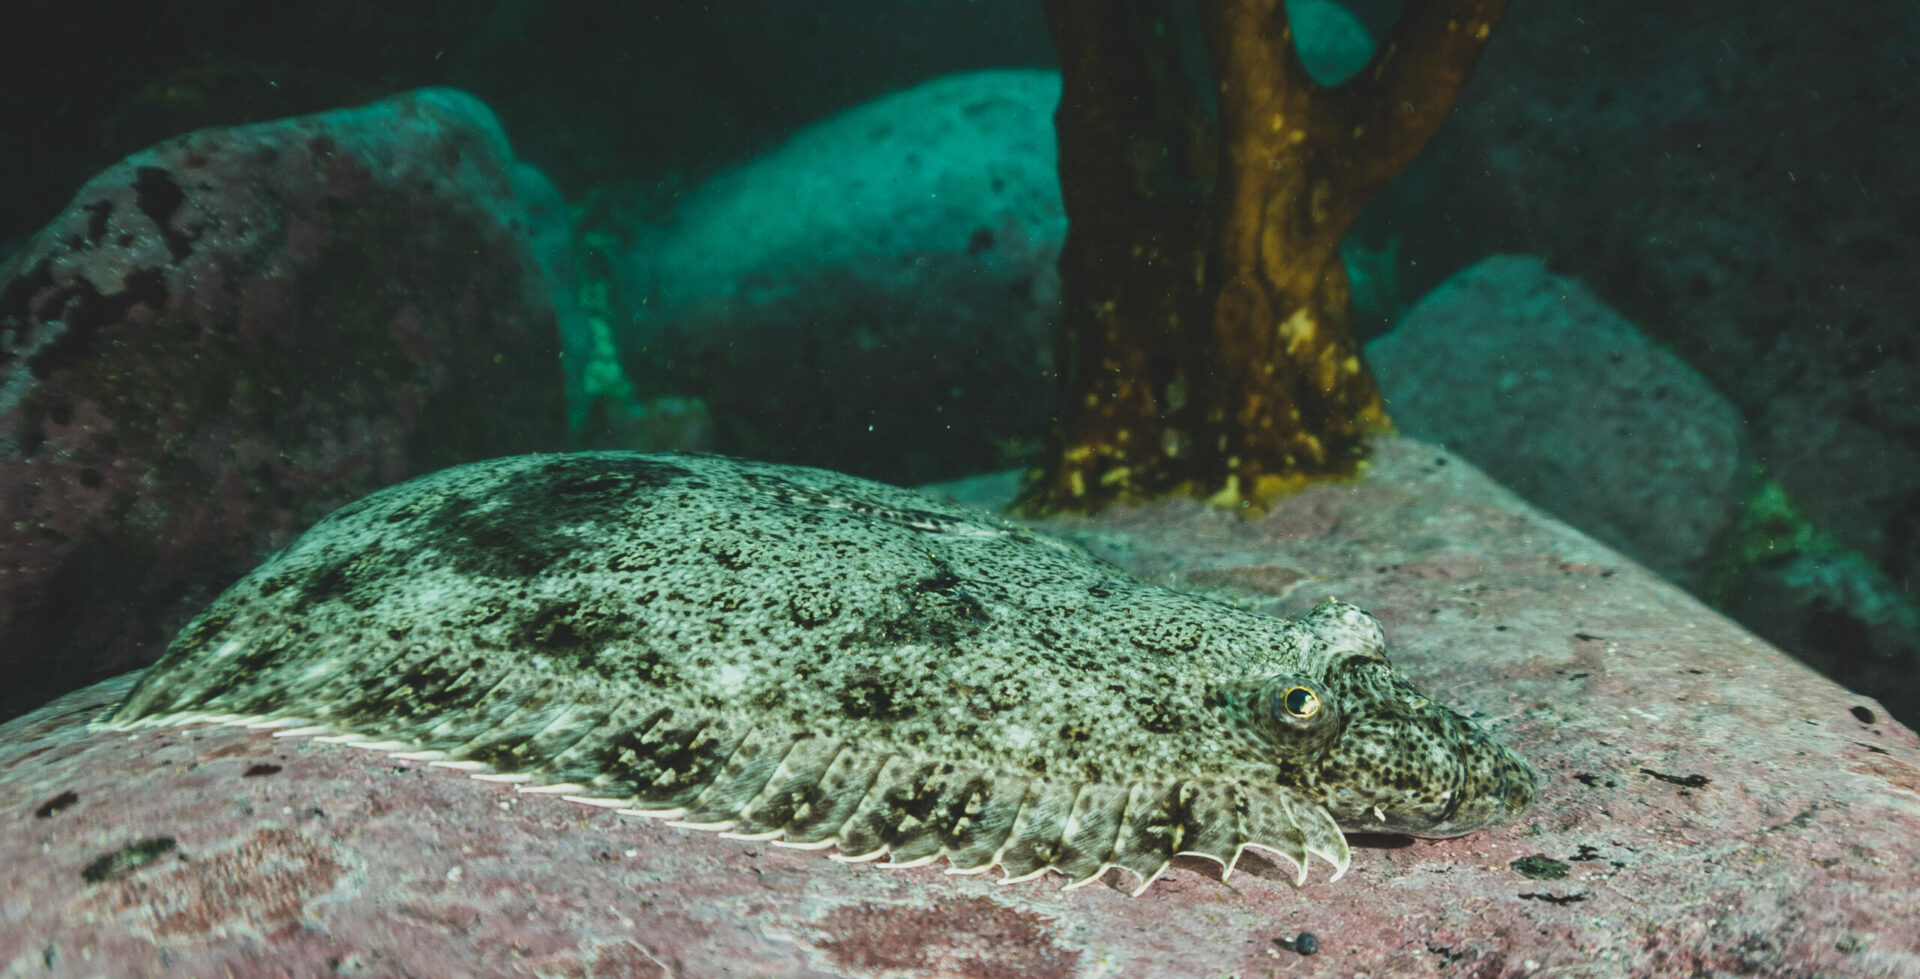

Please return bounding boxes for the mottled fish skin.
[101,452,1537,894]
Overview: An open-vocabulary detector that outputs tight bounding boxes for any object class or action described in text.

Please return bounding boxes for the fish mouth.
[1426,773,1473,834]
[1413,747,1540,838]
[1330,739,1539,839]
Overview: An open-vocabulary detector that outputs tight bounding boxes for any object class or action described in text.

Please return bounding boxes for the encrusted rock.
[0,88,573,720]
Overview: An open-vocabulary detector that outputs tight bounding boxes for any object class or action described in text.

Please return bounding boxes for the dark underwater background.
[1,0,1915,726]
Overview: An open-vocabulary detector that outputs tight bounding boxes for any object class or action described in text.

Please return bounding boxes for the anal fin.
[673,726,799,830]
[937,773,1026,874]
[994,779,1077,883]
[777,748,892,848]
[1055,783,1131,888]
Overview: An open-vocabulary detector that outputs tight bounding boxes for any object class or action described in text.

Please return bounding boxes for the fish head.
[1253,601,1538,838]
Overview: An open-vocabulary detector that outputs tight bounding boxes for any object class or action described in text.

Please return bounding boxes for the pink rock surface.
[3,437,1917,977]
[0,88,571,720]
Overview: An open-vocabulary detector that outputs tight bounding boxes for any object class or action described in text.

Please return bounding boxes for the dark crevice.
[132,166,192,261]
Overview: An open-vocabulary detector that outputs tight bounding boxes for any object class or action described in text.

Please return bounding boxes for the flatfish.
[102,452,1537,894]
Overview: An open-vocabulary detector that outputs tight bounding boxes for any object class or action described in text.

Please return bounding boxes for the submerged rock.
[2,437,1914,977]
[1368,254,1746,593]
[610,69,1066,485]
[0,88,573,721]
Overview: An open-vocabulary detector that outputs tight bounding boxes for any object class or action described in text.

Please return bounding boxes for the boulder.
[1367,254,1746,593]
[610,69,1065,485]
[0,88,574,722]
[2,437,1914,976]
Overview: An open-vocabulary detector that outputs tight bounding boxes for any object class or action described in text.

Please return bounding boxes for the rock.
[0,88,573,722]
[2,437,1915,976]
[609,69,1065,485]
[1366,255,1746,593]
[1367,0,1920,637]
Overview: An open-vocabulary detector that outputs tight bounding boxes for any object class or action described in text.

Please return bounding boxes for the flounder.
[102,452,1537,894]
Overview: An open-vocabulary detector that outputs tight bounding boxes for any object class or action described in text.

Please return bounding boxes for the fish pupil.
[1283,686,1321,718]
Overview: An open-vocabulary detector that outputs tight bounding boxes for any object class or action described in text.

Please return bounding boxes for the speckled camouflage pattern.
[101,452,1537,893]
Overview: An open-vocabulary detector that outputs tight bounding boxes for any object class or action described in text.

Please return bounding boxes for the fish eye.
[1253,675,1333,736]
[1281,685,1321,719]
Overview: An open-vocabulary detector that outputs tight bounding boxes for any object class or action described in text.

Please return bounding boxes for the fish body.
[104,452,1536,893]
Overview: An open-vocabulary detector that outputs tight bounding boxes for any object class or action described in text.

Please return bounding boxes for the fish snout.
[1415,733,1538,838]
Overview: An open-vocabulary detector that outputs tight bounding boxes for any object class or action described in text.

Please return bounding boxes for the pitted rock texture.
[3,438,1916,977]
[0,87,570,722]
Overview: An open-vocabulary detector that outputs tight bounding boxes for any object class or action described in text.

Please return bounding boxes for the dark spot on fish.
[344,658,488,723]
[166,610,235,657]
[33,790,79,819]
[915,571,962,594]
[299,546,400,611]
[703,540,753,571]
[1851,705,1876,724]
[81,837,179,883]
[607,548,660,573]
[789,591,841,628]
[420,456,689,580]
[1136,701,1181,735]
[243,763,282,777]
[1126,620,1202,655]
[837,676,913,721]
[515,600,603,651]
[607,722,736,804]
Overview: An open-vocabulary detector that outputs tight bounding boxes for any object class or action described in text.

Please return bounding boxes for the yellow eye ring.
[1281,685,1321,719]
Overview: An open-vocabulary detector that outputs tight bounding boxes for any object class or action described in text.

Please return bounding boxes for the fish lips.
[1334,738,1540,838]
